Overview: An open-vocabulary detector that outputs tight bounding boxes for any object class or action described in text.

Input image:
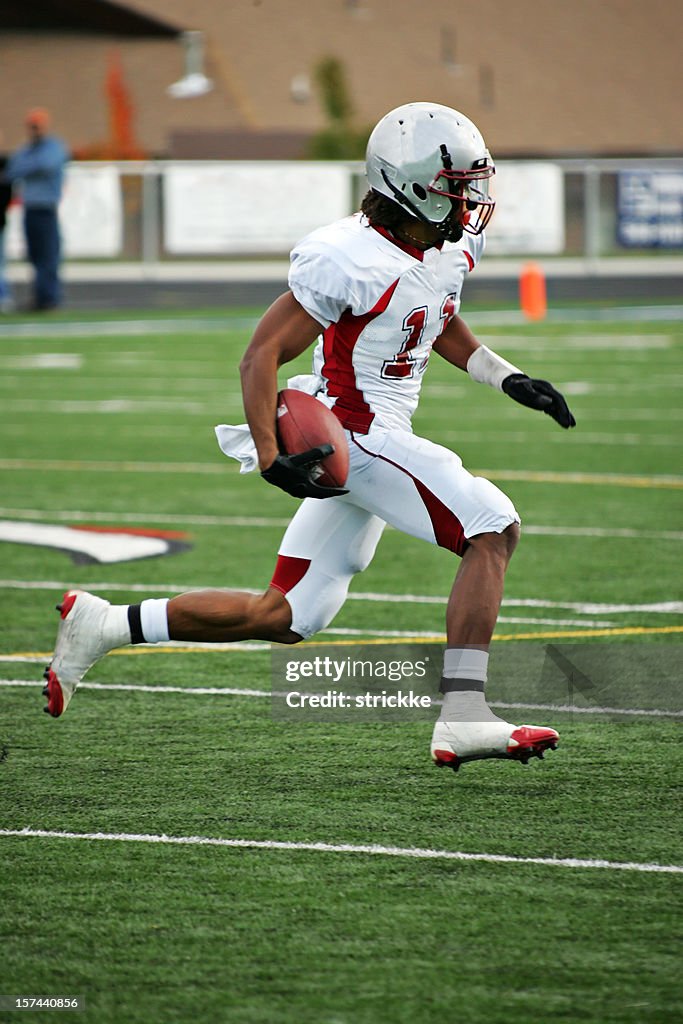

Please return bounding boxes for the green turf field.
[0,306,681,1023]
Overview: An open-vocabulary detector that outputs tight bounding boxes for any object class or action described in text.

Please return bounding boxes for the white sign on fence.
[163,163,352,254]
[5,158,571,260]
[5,164,123,258]
[485,162,565,254]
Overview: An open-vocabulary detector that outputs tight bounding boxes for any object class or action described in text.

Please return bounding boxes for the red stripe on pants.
[270,554,311,595]
[351,436,466,556]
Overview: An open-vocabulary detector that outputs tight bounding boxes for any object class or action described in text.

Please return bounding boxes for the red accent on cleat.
[507,725,559,762]
[433,749,460,769]
[59,591,79,620]
[43,668,64,718]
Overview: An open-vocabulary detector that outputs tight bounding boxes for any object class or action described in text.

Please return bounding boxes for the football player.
[44,102,575,771]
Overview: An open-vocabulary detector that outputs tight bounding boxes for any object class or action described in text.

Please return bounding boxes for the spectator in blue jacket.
[0,131,15,313]
[6,108,69,311]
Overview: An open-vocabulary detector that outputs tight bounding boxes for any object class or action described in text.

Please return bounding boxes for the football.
[275,389,350,488]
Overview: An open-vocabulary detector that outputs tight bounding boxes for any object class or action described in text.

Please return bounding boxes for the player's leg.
[164,588,296,644]
[43,498,384,717]
[347,428,558,769]
[445,518,519,644]
[165,498,384,644]
[162,493,384,643]
[42,584,297,718]
[267,496,386,640]
[435,521,556,769]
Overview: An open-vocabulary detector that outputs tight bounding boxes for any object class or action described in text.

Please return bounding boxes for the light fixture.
[167,31,213,99]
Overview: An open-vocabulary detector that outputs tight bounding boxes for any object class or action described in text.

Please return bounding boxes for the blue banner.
[618,170,683,247]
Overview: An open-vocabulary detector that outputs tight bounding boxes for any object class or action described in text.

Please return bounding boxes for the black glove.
[502,374,576,429]
[261,445,349,499]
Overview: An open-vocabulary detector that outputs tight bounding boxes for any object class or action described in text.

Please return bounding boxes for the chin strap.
[379,170,462,243]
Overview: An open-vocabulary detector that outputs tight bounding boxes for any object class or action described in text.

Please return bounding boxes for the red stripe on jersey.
[464,250,475,272]
[270,554,311,595]
[322,279,400,434]
[351,436,466,556]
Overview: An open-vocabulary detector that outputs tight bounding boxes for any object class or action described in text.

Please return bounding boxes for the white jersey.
[289,213,484,433]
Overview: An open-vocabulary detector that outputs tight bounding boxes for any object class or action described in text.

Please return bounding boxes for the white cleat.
[42,590,119,717]
[431,719,559,772]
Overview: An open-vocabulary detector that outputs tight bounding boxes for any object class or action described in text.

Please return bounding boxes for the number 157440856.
[0,996,85,1011]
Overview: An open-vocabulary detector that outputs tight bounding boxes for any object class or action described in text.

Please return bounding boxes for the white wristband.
[467,345,523,392]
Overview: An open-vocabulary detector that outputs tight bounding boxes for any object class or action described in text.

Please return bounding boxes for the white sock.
[139,598,170,643]
[107,604,135,647]
[438,647,505,723]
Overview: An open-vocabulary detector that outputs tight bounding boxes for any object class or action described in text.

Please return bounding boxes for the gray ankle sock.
[438,688,505,723]
[438,647,504,723]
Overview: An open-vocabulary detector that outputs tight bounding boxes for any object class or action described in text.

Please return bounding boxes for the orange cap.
[25,107,51,129]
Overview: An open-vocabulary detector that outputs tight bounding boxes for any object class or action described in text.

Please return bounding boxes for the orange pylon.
[519,262,547,321]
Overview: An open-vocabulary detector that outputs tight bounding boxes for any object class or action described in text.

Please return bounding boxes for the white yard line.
[438,431,682,447]
[477,469,683,489]
[473,333,674,350]
[1,303,682,338]
[0,458,226,475]
[489,700,682,719]
[573,408,683,422]
[523,525,683,541]
[500,598,683,614]
[1,459,682,488]
[2,678,271,697]
[0,375,242,392]
[2,679,681,719]
[0,827,679,874]
[7,411,682,437]
[350,593,683,614]
[0,578,680,616]
[323,619,621,630]
[1,507,681,541]
[1,399,214,415]
[0,317,259,338]
[0,507,291,528]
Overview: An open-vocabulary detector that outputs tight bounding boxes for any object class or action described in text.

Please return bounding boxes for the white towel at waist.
[214,373,323,473]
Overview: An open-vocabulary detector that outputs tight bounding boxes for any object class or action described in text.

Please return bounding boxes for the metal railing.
[8,157,683,266]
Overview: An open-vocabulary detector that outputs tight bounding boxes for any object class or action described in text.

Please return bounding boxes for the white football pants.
[270,425,519,639]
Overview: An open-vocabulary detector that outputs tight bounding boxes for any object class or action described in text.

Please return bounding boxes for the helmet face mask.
[366,103,496,241]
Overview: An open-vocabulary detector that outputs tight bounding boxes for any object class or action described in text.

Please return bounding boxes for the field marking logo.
[0,520,193,564]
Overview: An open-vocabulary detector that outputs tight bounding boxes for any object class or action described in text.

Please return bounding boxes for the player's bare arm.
[239,291,323,469]
[240,291,349,500]
[432,313,481,369]
[435,313,576,429]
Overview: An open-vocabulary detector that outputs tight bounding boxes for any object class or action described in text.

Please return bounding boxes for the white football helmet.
[366,102,495,240]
